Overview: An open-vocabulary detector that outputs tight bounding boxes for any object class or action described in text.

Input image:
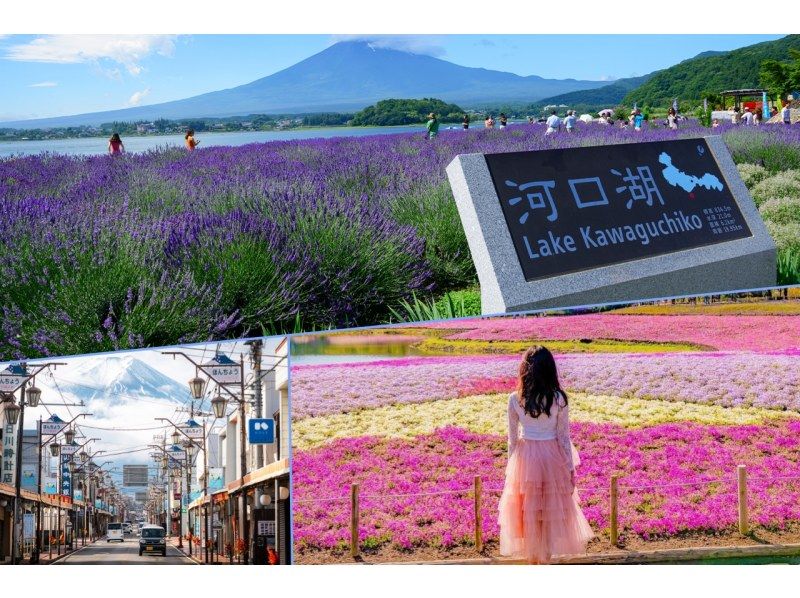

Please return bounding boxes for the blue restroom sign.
[484,138,752,282]
[248,419,275,444]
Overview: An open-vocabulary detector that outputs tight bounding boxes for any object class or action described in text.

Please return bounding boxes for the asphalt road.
[56,536,195,565]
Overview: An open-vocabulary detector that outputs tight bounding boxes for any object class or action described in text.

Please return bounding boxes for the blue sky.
[0,34,784,122]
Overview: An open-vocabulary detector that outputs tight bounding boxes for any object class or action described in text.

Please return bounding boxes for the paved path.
[55,537,195,565]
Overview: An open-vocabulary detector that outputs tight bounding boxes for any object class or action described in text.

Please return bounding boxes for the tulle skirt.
[498,438,594,564]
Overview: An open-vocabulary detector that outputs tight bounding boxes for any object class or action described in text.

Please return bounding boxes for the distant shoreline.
[0,120,528,145]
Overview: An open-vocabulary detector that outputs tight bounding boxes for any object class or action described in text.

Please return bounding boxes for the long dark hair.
[516,346,567,418]
[110,133,121,143]
[185,129,195,139]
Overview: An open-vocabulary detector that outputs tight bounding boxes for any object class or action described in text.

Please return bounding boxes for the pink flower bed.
[291,353,800,419]
[293,421,800,552]
[423,314,800,352]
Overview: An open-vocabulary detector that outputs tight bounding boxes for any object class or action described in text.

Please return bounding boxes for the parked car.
[106,522,124,542]
[138,524,167,557]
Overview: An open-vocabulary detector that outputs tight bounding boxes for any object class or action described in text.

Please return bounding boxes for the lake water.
[0,123,477,158]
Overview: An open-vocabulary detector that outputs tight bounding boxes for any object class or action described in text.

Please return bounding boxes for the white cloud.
[29,81,58,87]
[5,34,178,76]
[332,34,446,57]
[126,88,151,107]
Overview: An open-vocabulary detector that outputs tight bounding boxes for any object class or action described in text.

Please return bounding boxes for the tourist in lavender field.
[741,107,754,126]
[485,114,495,129]
[499,113,508,129]
[462,114,470,130]
[753,110,762,126]
[666,107,679,130]
[545,110,561,135]
[426,113,439,139]
[783,103,792,126]
[564,110,577,133]
[498,346,594,564]
[731,107,741,125]
[185,129,201,151]
[632,108,644,131]
[107,133,124,156]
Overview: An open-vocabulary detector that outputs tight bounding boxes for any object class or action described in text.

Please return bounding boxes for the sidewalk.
[167,537,239,565]
[0,541,93,565]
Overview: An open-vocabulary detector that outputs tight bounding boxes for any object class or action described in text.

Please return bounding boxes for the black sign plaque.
[484,138,752,282]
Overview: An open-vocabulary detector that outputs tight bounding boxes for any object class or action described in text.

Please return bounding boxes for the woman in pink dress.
[498,346,594,563]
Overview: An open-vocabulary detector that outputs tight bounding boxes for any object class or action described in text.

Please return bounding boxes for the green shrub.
[751,171,800,207]
[388,290,481,323]
[736,163,770,189]
[391,182,477,290]
[434,288,481,315]
[777,249,800,286]
[760,196,800,226]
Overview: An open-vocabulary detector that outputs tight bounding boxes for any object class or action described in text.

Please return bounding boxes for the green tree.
[613,106,629,122]
[351,98,465,127]
[760,59,792,100]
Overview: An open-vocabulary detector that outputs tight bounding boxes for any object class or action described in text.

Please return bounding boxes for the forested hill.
[533,73,655,111]
[350,98,465,126]
[623,35,800,107]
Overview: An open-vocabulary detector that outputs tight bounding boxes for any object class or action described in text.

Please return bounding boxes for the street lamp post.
[4,378,27,565]
[64,438,97,550]
[1,360,66,564]
[184,440,194,558]
[162,350,250,564]
[33,416,92,563]
[149,443,186,549]
[80,452,106,542]
[156,416,211,564]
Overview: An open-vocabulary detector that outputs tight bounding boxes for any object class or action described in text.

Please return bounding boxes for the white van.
[107,522,124,542]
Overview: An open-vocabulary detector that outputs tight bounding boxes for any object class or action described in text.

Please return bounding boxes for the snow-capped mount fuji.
[3,40,609,128]
[21,356,193,466]
[41,355,190,409]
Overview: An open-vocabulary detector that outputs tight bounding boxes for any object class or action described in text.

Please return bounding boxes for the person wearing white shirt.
[742,108,754,125]
[545,111,561,135]
[563,110,577,133]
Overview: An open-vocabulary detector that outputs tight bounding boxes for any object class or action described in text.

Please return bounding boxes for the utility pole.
[238,353,249,565]
[11,378,27,565]
[247,340,264,470]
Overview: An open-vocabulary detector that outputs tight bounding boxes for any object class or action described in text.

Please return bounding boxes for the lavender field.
[2,122,799,359]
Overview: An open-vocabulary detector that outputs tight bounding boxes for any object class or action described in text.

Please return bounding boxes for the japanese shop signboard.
[201,354,241,386]
[485,138,751,281]
[447,136,776,313]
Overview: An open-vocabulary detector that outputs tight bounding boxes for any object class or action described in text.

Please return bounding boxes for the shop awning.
[1,483,82,509]
[187,459,290,509]
[226,458,290,494]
